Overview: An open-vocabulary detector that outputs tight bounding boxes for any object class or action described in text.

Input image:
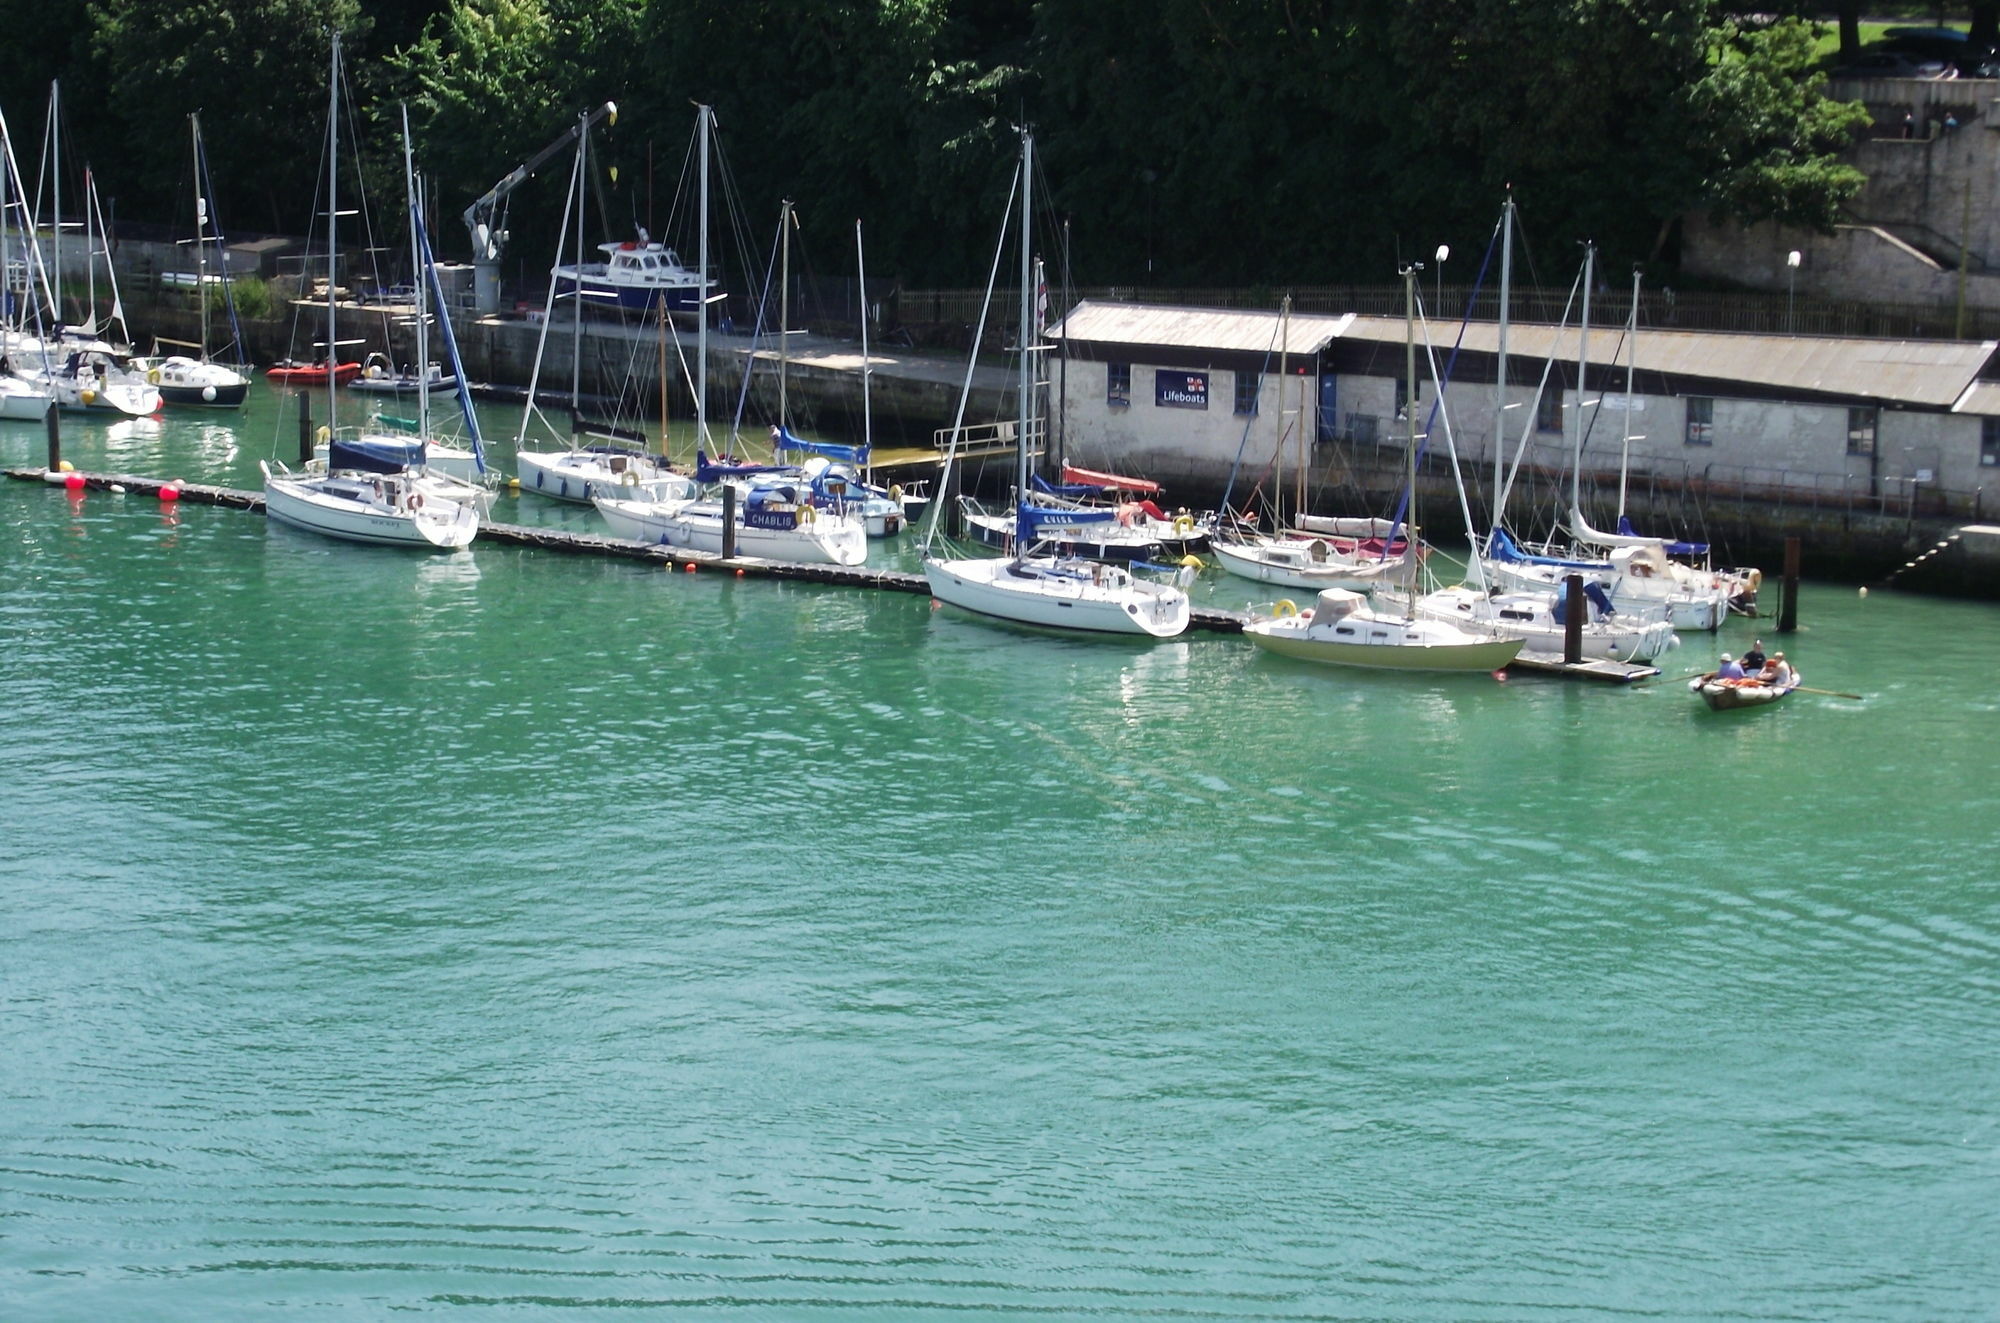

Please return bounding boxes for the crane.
[463,100,616,314]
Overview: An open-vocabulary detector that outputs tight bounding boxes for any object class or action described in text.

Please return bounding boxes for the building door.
[1318,372,1338,444]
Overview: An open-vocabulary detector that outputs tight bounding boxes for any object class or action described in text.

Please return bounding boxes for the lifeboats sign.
[1155,370,1209,409]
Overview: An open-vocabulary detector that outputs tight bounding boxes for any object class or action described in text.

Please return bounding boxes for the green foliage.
[13,0,1878,290]
[219,275,274,319]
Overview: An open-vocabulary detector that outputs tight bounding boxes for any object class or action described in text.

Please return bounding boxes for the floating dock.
[6,467,1253,635]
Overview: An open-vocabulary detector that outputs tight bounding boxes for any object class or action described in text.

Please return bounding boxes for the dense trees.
[0,0,1866,290]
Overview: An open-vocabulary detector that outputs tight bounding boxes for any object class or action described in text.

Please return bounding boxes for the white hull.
[1412,584,1680,662]
[130,355,250,408]
[1245,595,1524,672]
[923,555,1190,637]
[595,494,867,566]
[517,448,691,505]
[0,376,53,419]
[1211,536,1416,591]
[261,462,478,549]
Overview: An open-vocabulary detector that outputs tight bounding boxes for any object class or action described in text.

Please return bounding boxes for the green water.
[3,389,1998,1320]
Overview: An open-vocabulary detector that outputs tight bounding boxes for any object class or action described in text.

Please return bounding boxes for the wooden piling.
[297,396,313,465]
[45,404,60,472]
[1779,535,1801,633]
[1563,573,1584,665]
[722,484,737,560]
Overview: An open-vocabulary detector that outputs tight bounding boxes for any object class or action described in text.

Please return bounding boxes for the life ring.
[409,491,424,512]
[1273,598,1299,618]
[621,469,640,487]
[797,504,816,526]
[1173,513,1195,534]
[888,484,903,502]
[1746,567,1763,592]
[146,368,161,385]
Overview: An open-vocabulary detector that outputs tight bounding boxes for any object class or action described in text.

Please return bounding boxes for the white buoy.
[1859,586,1869,598]
[109,483,127,495]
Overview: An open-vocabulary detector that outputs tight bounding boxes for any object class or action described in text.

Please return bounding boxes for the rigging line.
[729,210,785,438]
[918,156,1022,558]
[1381,222,1497,554]
[514,137,586,452]
[1216,303,1289,516]
[1492,261,1583,542]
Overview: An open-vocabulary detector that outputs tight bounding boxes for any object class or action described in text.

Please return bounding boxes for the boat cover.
[1548,581,1618,622]
[695,450,791,482]
[773,426,869,464]
[329,437,420,475]
[1616,515,1707,556]
[1059,463,1161,494]
[1487,526,1607,571]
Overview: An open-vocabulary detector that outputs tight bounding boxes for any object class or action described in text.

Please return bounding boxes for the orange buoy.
[684,562,697,573]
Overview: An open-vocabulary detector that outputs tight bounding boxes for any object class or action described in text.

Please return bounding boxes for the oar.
[1793,685,1863,700]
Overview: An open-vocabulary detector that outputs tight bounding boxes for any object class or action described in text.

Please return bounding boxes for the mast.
[191,114,210,359]
[1401,260,1420,620]
[697,103,710,453]
[857,218,872,483]
[49,82,60,329]
[1014,126,1032,559]
[1620,265,1639,521]
[779,197,792,445]
[1493,193,1512,536]
[325,33,340,433]
[570,106,586,439]
[1570,240,1594,535]
[1275,293,1292,521]
[401,103,427,447]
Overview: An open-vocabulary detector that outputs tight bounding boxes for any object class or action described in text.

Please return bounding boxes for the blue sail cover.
[1615,515,1708,556]
[1016,502,1120,534]
[1030,474,1102,499]
[694,450,792,483]
[1487,526,1607,571]
[773,426,869,465]
[1549,580,1618,623]
[329,437,421,475]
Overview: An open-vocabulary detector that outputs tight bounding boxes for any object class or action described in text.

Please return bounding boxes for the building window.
[1107,362,1131,408]
[1685,396,1714,446]
[1982,417,2000,467]
[1235,370,1260,416]
[1846,406,1878,456]
[1536,389,1563,433]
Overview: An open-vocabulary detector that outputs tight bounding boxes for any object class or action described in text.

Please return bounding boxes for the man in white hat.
[1716,652,1746,679]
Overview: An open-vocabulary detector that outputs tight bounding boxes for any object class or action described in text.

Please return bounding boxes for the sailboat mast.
[325,34,339,433]
[571,108,586,429]
[857,219,872,484]
[1570,240,1594,531]
[1274,294,1291,520]
[191,113,210,359]
[779,198,791,447]
[1401,261,1420,619]
[48,82,59,329]
[1620,265,1639,521]
[1015,128,1033,554]
[1494,195,1511,527]
[697,104,710,451]
[401,103,427,444]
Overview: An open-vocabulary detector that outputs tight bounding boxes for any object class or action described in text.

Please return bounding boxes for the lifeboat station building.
[1044,300,2000,516]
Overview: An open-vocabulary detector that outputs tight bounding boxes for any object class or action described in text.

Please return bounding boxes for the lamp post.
[1786,249,1801,334]
[1434,244,1449,314]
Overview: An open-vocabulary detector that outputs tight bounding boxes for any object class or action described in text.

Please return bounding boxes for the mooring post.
[721,483,737,560]
[297,396,313,465]
[45,404,60,472]
[1778,535,1801,633]
[1563,572,1584,665]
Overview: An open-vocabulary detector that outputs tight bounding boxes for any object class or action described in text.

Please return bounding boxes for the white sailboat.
[1412,201,1678,663]
[1246,263,1521,672]
[128,113,252,409]
[261,44,479,552]
[516,107,688,505]
[921,129,1190,639]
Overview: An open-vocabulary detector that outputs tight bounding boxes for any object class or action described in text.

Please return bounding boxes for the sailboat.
[515,105,691,505]
[0,105,54,421]
[1410,203,1678,663]
[1244,264,1522,672]
[920,128,1190,638]
[593,111,864,566]
[260,45,478,551]
[128,114,252,408]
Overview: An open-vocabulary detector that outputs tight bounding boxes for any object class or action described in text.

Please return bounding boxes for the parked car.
[1835,50,1958,80]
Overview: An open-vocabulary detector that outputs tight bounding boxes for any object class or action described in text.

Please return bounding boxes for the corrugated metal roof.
[1342,316,1997,409]
[1951,380,2000,415]
[1049,301,1353,357]
[1050,299,2000,409]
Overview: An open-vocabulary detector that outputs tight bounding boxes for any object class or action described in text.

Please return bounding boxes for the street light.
[1786,249,1802,335]
[1435,244,1450,314]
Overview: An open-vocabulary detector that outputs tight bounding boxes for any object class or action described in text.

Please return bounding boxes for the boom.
[464,101,615,313]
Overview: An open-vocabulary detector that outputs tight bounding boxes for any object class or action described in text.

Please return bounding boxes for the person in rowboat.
[1758,652,1793,686]
[1741,640,1767,673]
[1716,652,1746,680]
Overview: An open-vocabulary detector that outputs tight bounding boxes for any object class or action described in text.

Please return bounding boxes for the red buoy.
[159,484,181,502]
[63,472,85,492]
